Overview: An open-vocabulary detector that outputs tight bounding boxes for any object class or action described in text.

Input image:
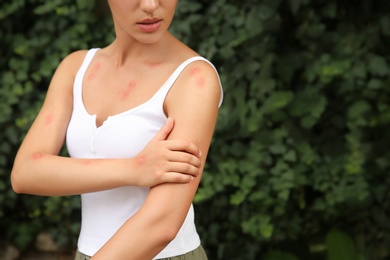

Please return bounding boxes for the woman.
[11,0,222,259]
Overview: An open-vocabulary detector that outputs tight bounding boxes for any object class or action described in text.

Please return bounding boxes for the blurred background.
[1,0,390,259]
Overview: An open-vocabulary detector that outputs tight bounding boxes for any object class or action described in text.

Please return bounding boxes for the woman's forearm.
[91,182,197,260]
[11,118,202,196]
[11,153,134,196]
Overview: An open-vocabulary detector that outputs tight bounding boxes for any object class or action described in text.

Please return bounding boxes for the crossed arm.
[91,60,221,259]
[11,51,203,196]
[11,51,221,259]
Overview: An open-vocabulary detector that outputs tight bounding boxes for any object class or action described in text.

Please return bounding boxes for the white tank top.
[66,48,223,258]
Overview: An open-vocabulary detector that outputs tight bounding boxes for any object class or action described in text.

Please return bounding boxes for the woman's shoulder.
[166,56,222,111]
[51,49,90,82]
[46,50,91,95]
[173,46,220,87]
[170,41,219,77]
[61,49,90,68]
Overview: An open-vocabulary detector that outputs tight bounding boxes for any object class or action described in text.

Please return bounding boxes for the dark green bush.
[1,0,390,259]
[0,0,113,252]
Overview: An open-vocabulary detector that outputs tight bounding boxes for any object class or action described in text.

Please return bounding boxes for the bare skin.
[11,0,221,259]
[11,46,202,195]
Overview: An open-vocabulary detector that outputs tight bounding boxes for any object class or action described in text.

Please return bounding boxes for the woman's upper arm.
[15,51,86,158]
[88,60,222,260]
[138,60,222,232]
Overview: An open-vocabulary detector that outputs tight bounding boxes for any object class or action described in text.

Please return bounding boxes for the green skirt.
[75,245,208,260]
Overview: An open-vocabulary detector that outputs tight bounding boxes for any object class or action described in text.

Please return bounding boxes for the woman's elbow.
[10,163,28,194]
[11,171,23,194]
[163,227,180,244]
[157,219,183,245]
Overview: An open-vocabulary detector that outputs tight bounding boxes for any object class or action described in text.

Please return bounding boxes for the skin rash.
[189,66,206,88]
[190,67,201,75]
[119,81,137,101]
[146,61,162,69]
[196,77,206,88]
[87,62,102,81]
[32,152,44,160]
[135,155,147,167]
[42,113,55,126]
[79,159,102,166]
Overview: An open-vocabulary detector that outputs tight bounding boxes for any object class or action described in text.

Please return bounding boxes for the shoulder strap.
[73,48,100,108]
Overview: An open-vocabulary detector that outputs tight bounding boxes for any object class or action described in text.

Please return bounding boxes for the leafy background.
[1,0,390,259]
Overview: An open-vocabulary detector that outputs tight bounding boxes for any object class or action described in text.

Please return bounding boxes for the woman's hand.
[130,118,202,187]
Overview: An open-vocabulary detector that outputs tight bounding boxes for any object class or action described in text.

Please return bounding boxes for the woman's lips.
[137,18,162,33]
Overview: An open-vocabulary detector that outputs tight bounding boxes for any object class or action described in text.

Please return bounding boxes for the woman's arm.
[92,60,221,259]
[11,51,202,196]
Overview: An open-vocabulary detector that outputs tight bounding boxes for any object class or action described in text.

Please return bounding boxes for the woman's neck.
[106,32,174,67]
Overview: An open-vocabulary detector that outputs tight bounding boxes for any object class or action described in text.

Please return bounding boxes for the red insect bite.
[87,73,93,81]
[32,152,44,160]
[196,77,206,88]
[119,81,137,101]
[135,155,147,166]
[190,67,201,75]
[80,159,95,166]
[147,62,161,69]
[44,114,53,125]
[128,81,136,88]
[87,62,101,81]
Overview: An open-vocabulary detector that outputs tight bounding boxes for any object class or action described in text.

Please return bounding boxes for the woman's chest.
[81,61,175,127]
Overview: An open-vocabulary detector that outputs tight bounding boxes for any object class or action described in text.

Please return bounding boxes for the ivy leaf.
[263,91,294,113]
[347,100,371,119]
[230,191,246,205]
[368,55,390,76]
[265,250,300,260]
[284,150,297,162]
[326,229,357,260]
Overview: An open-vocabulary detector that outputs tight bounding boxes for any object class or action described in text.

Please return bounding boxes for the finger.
[162,172,195,184]
[152,118,175,142]
[165,140,202,157]
[167,162,200,177]
[167,152,201,168]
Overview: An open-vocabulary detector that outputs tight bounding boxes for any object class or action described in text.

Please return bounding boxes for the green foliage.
[265,251,300,260]
[326,229,359,260]
[0,0,113,251]
[1,0,390,259]
[186,0,390,259]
